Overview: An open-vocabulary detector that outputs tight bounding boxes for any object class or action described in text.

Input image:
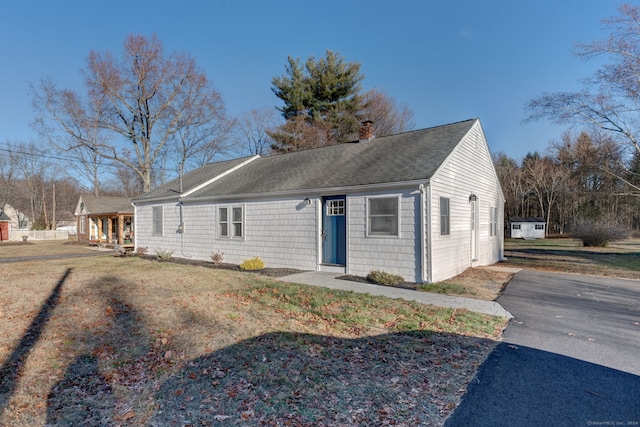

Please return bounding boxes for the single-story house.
[133,118,505,283]
[75,195,134,247]
[509,217,546,239]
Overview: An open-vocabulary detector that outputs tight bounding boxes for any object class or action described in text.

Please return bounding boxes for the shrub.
[155,248,174,260]
[572,221,631,247]
[239,257,265,270]
[366,269,404,286]
[210,250,224,265]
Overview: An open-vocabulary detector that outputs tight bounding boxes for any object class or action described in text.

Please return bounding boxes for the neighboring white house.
[0,204,31,231]
[509,217,546,240]
[133,119,505,283]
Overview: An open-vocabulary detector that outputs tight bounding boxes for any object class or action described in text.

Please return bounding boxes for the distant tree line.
[494,130,640,235]
[515,4,640,237]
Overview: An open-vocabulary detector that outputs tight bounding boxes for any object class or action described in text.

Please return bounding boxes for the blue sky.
[0,0,623,161]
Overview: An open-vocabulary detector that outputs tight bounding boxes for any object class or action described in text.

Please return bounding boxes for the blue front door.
[322,196,346,265]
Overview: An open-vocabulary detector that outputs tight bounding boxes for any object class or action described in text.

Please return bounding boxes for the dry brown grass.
[0,240,101,258]
[429,238,640,301]
[0,245,505,426]
[501,237,640,279]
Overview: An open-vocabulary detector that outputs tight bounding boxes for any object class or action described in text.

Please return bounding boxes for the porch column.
[118,215,124,245]
[107,218,113,243]
[97,218,103,242]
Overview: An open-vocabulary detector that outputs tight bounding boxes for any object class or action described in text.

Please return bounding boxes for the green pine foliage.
[270,50,365,152]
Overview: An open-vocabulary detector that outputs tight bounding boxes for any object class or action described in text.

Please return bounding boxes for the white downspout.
[419,184,427,283]
[425,184,433,283]
[131,202,137,252]
[316,197,322,271]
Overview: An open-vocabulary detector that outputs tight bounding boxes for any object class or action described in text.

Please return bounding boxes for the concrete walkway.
[278,271,513,318]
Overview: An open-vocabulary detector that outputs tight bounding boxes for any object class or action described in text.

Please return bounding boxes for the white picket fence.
[7,229,70,241]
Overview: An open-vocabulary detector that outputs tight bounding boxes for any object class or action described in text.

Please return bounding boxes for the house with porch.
[75,195,134,247]
[133,119,505,283]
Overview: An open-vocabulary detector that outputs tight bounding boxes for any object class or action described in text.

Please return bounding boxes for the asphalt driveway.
[446,270,640,426]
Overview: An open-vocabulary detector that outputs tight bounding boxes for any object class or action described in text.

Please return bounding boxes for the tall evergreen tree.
[270,50,365,152]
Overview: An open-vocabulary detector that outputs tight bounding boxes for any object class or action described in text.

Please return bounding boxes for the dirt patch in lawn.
[338,266,515,302]
[430,267,516,301]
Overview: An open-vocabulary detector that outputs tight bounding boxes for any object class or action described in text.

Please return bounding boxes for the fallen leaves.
[149,332,497,426]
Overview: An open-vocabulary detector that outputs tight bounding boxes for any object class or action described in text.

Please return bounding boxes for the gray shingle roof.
[135,157,254,201]
[135,119,477,202]
[189,119,477,199]
[509,217,545,222]
[81,195,133,214]
[0,210,11,221]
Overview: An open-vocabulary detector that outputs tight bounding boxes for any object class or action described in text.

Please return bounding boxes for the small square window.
[326,199,345,216]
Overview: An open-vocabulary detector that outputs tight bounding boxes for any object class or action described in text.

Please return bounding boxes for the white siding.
[428,121,504,282]
[135,196,318,270]
[133,122,503,284]
[346,189,420,282]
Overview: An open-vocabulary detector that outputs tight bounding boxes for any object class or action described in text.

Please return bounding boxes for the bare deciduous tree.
[0,141,18,210]
[361,89,415,137]
[235,108,278,156]
[32,34,230,193]
[525,4,640,156]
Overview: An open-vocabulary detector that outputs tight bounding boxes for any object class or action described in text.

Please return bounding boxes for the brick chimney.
[359,120,374,142]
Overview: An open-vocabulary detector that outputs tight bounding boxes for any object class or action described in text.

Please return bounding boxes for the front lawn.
[0,249,505,426]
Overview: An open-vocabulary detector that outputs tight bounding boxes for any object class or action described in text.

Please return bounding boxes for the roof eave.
[184,179,430,203]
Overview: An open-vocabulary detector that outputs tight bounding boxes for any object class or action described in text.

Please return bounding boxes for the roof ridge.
[257,118,478,159]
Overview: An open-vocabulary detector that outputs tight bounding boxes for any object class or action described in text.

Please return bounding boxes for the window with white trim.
[79,216,86,234]
[219,206,243,238]
[490,207,498,237]
[367,196,399,236]
[152,206,163,235]
[440,197,450,236]
[535,224,545,230]
[512,224,521,230]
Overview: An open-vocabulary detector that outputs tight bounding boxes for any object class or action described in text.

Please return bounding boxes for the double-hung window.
[368,196,399,236]
[440,197,450,236]
[219,206,243,238]
[152,206,163,235]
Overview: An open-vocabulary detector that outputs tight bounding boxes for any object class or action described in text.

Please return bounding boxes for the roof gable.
[135,156,256,201]
[77,195,133,215]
